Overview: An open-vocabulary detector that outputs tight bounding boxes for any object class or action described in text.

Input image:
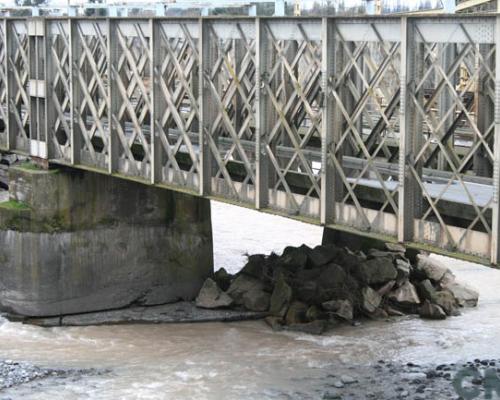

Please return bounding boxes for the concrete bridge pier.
[0,164,213,317]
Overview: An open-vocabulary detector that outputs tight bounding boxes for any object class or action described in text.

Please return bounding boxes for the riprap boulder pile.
[196,242,479,334]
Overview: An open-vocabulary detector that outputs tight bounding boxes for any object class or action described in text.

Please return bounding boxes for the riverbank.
[2,352,497,399]
[0,359,108,392]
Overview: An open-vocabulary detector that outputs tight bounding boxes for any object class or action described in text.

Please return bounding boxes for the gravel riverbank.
[0,360,108,395]
[314,358,500,399]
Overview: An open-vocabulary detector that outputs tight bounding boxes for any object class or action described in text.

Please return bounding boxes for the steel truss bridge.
[1,15,500,264]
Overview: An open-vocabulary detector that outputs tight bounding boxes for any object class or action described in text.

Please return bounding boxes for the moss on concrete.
[0,201,31,231]
[0,200,30,210]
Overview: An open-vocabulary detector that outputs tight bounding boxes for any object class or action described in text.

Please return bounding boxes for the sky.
[0,0,445,11]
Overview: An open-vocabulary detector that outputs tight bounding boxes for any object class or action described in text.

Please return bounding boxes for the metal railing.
[0,15,499,264]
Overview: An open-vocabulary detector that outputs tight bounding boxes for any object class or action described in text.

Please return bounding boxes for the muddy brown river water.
[0,201,499,399]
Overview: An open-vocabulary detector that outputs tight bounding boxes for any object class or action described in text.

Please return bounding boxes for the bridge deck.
[0,15,499,264]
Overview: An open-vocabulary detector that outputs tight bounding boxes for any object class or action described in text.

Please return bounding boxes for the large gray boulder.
[308,245,338,268]
[361,287,382,313]
[434,291,459,316]
[442,282,479,307]
[285,301,308,325]
[388,281,420,306]
[322,299,353,321]
[227,275,266,305]
[395,259,411,286]
[416,279,438,303]
[354,257,397,285]
[419,300,446,320]
[280,245,310,270]
[196,279,234,309]
[416,255,450,282]
[269,274,293,317]
[242,289,270,312]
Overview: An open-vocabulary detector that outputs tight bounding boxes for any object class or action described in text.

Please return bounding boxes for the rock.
[285,301,308,325]
[388,281,420,307]
[323,391,342,399]
[264,316,284,331]
[395,259,411,286]
[385,242,406,253]
[419,300,446,320]
[308,245,338,268]
[213,268,233,292]
[195,278,234,309]
[239,254,267,280]
[269,274,293,317]
[367,249,398,259]
[295,280,318,304]
[442,282,479,307]
[440,271,456,287]
[280,245,310,270]
[416,279,438,302]
[367,308,389,320]
[354,257,397,285]
[317,263,347,289]
[377,280,396,297]
[361,287,382,313]
[287,320,328,335]
[434,291,459,316]
[341,375,358,384]
[322,299,353,321]
[295,267,322,282]
[227,275,266,305]
[416,255,450,282]
[242,289,270,312]
[385,305,405,316]
[306,305,326,321]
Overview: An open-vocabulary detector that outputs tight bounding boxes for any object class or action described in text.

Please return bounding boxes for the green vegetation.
[0,200,30,210]
[16,162,41,171]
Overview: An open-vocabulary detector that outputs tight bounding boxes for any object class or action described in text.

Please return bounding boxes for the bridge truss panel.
[3,16,500,264]
[70,19,109,171]
[259,18,323,218]
[109,19,152,179]
[327,18,402,236]
[201,19,257,204]
[46,19,71,162]
[152,19,200,191]
[5,20,29,154]
[403,16,497,259]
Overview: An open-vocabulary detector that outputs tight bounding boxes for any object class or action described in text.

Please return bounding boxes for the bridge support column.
[0,164,213,317]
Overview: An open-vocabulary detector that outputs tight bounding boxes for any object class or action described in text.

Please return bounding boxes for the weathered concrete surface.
[0,164,213,317]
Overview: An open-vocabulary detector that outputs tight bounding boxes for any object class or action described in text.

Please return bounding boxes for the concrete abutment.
[0,164,213,317]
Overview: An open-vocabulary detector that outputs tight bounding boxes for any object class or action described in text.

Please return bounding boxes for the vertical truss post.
[69,19,81,165]
[150,19,164,185]
[277,37,295,171]
[475,43,495,177]
[108,18,119,174]
[4,19,15,151]
[44,19,56,159]
[199,19,215,196]
[437,43,455,171]
[255,18,270,209]
[320,17,336,225]
[398,17,423,242]
[27,19,48,158]
[233,38,244,136]
[491,16,500,264]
